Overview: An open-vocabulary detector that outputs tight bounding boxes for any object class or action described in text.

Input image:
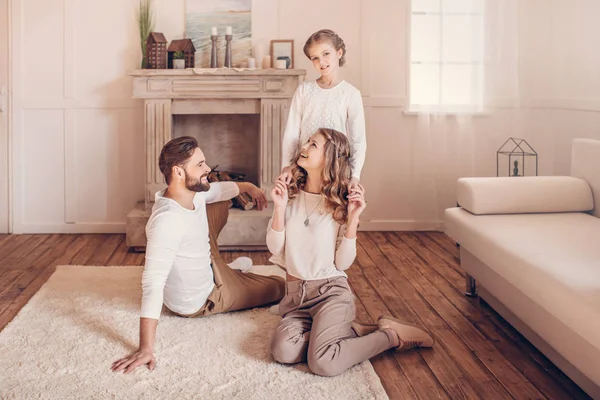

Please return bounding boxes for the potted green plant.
[173,51,185,69]
[136,0,155,68]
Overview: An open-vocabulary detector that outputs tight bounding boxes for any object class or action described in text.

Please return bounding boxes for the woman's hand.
[347,184,366,222]
[271,178,289,209]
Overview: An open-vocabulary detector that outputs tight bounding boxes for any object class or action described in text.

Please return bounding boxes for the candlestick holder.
[224,34,232,68]
[210,35,218,68]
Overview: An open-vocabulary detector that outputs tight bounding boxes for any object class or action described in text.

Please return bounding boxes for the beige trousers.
[175,201,285,318]
[270,276,396,377]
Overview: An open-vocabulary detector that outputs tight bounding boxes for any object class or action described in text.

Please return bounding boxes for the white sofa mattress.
[445,208,600,352]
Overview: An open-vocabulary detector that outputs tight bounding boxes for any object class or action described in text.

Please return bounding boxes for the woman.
[267,128,434,377]
[279,29,367,193]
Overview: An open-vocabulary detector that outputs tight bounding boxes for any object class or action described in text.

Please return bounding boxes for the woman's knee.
[270,329,305,364]
[307,348,345,377]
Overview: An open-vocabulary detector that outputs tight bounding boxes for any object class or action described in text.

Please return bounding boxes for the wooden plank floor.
[0,232,591,399]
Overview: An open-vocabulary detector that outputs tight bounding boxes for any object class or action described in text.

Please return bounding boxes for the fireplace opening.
[173,113,261,210]
[174,114,260,184]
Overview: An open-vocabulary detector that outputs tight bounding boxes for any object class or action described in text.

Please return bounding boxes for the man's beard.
[185,172,210,192]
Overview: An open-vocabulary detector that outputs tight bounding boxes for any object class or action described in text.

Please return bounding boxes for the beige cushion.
[456,176,593,215]
[445,208,600,356]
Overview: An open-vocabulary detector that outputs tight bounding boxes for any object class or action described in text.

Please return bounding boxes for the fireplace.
[174,114,261,187]
[126,68,305,250]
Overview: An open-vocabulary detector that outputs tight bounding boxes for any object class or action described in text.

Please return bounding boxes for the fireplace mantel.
[130,68,306,100]
[126,68,306,250]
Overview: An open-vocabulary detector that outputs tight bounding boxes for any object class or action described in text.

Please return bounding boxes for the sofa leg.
[465,274,478,297]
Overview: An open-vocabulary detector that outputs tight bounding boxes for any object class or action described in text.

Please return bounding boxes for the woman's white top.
[266,190,357,281]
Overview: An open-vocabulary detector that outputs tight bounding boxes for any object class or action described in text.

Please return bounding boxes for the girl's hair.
[303,29,347,67]
[287,128,352,225]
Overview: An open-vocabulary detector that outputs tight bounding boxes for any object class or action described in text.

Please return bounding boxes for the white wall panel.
[21,0,64,100]
[20,110,65,225]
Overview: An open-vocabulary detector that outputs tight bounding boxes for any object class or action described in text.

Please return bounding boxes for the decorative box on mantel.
[126,68,306,251]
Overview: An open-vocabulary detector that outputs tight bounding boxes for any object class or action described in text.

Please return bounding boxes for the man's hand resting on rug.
[112,317,158,373]
[112,349,156,374]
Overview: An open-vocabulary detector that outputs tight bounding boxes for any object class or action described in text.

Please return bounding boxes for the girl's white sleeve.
[347,90,367,180]
[281,84,304,170]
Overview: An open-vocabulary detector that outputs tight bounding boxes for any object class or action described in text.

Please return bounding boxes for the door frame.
[0,0,11,233]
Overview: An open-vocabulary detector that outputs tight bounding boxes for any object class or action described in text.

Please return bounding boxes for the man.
[112,136,285,374]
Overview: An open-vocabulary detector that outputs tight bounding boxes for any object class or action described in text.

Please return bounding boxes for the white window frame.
[406,0,485,115]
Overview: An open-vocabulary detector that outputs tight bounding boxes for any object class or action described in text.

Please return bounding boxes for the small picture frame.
[270,39,294,69]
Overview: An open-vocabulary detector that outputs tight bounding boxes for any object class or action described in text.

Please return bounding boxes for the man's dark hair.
[158,136,199,184]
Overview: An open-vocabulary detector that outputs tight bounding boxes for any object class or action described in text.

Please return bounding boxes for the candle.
[262,55,271,69]
[253,43,264,68]
[247,57,256,68]
[211,27,217,36]
[226,26,232,35]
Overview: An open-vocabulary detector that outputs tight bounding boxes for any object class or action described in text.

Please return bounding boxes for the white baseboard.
[12,220,445,234]
[359,220,445,231]
[13,223,126,234]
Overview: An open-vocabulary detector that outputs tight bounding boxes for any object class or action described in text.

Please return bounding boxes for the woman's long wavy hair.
[287,128,352,225]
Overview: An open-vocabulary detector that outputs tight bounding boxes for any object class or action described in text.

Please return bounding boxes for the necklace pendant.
[304,218,309,227]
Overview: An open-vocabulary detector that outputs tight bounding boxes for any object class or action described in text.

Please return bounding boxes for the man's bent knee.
[206,201,231,238]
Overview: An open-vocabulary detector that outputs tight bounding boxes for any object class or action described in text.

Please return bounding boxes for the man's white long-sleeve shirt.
[140,182,239,320]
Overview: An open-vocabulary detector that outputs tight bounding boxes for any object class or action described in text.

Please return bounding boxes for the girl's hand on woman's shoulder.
[278,166,293,185]
[347,184,366,221]
[348,177,360,193]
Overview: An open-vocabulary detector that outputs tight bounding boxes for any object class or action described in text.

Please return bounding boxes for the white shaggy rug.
[0,265,388,400]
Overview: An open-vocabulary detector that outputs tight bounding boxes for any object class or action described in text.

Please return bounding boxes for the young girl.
[279,29,366,193]
[267,128,434,377]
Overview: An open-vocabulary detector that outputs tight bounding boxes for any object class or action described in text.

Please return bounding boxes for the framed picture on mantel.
[270,40,294,69]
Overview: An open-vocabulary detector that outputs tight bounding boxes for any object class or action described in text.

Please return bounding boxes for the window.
[409,0,484,113]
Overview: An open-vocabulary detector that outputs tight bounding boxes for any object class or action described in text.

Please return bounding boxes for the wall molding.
[21,98,140,110]
[362,96,600,113]
[527,98,600,113]
[362,95,407,108]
